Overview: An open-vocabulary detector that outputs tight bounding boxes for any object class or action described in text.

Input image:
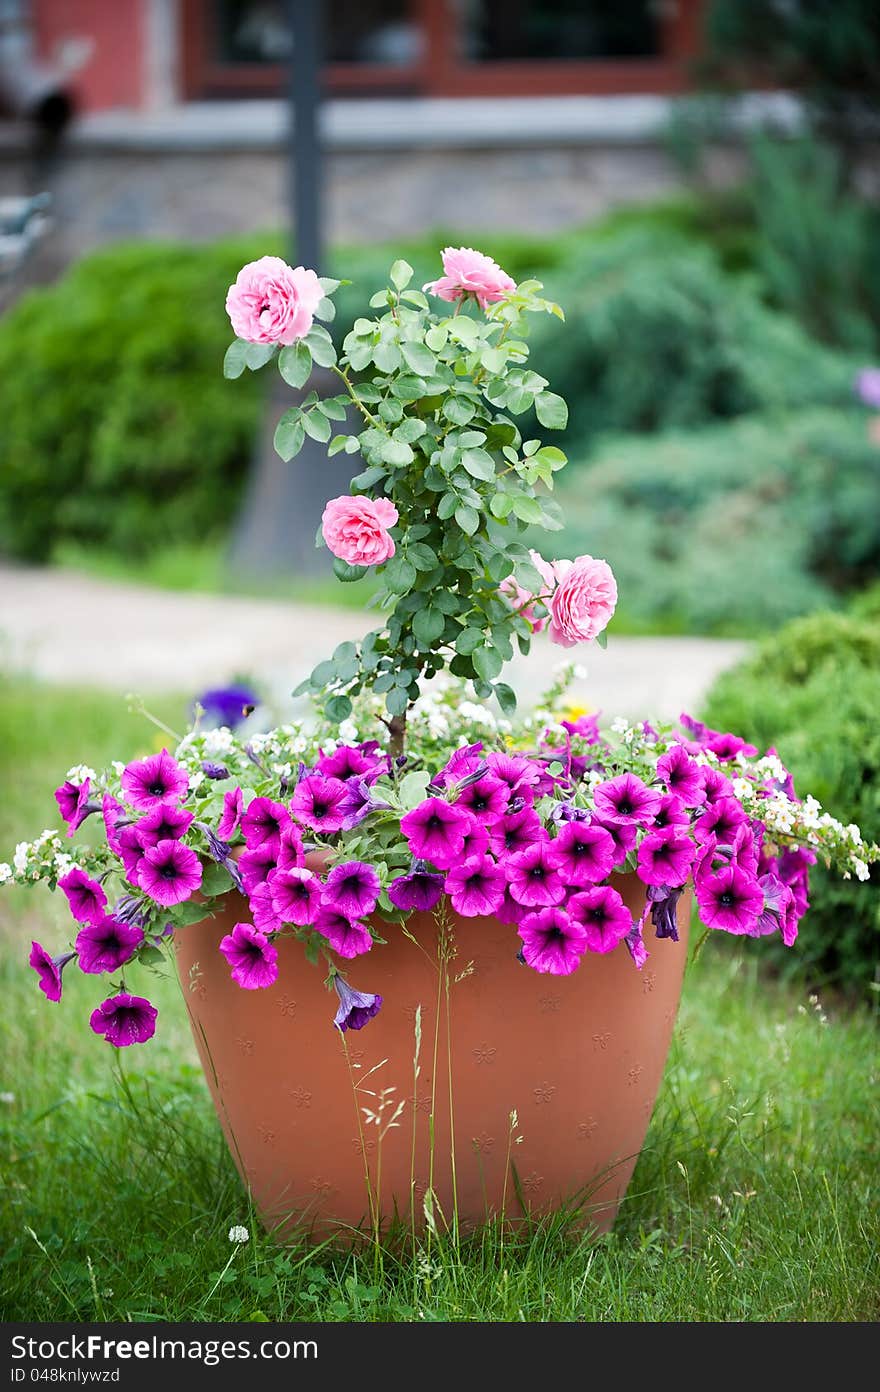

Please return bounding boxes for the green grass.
[1,679,878,1321]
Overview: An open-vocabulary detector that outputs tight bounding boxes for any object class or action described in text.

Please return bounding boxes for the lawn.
[1,678,877,1322]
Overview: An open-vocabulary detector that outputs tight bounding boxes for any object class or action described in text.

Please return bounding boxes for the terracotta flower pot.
[175,875,689,1239]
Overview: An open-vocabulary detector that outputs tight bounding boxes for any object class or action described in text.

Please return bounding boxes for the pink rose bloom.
[321,495,399,567]
[501,549,557,633]
[424,246,515,311]
[549,556,617,648]
[225,256,323,345]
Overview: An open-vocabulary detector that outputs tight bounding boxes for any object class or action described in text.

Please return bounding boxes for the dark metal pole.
[289,0,322,271]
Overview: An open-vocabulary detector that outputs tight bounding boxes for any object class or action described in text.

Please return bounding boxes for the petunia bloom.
[387,864,445,913]
[652,793,690,832]
[55,778,92,837]
[240,796,290,854]
[217,786,244,840]
[445,855,506,918]
[239,842,278,895]
[656,745,706,808]
[647,884,684,941]
[636,829,695,888]
[133,803,194,849]
[270,867,322,926]
[423,245,515,310]
[90,993,157,1047]
[696,864,764,936]
[698,766,735,807]
[333,975,383,1032]
[568,884,632,954]
[102,793,128,854]
[694,797,747,847]
[455,775,510,826]
[593,815,638,867]
[75,917,144,974]
[550,819,616,887]
[219,922,279,990]
[289,774,349,834]
[28,941,76,1002]
[489,806,543,860]
[400,797,472,869]
[593,773,661,828]
[323,860,381,920]
[121,749,189,811]
[506,839,566,908]
[314,906,373,959]
[137,839,202,907]
[517,907,588,975]
[58,868,107,925]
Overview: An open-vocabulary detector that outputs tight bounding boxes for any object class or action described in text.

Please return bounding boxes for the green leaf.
[456,626,484,656]
[539,496,565,531]
[455,504,480,535]
[379,436,414,466]
[397,769,431,810]
[401,289,429,309]
[390,258,414,290]
[202,861,233,896]
[412,606,445,648]
[386,687,409,717]
[515,557,545,592]
[535,391,568,430]
[325,693,353,722]
[473,645,503,681]
[511,494,543,525]
[319,276,342,294]
[407,542,438,571]
[425,325,448,351]
[277,341,312,389]
[443,396,476,426]
[333,558,365,583]
[438,491,458,520]
[494,682,517,715]
[373,341,402,374]
[490,492,514,519]
[311,659,338,686]
[383,555,417,592]
[595,628,609,650]
[461,448,496,482]
[400,341,436,377]
[302,409,331,443]
[304,327,337,368]
[273,411,305,461]
[352,464,387,490]
[533,445,567,469]
[320,396,348,421]
[223,340,249,379]
[245,343,277,370]
[393,416,427,444]
[390,374,428,402]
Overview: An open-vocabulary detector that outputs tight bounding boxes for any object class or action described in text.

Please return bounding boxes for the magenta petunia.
[269,867,322,926]
[239,842,278,895]
[459,819,491,862]
[89,993,157,1047]
[323,860,381,920]
[28,941,76,1002]
[592,815,638,868]
[624,917,649,970]
[567,885,632,954]
[647,883,684,941]
[400,797,472,869]
[240,796,290,854]
[219,922,279,990]
[102,793,127,854]
[388,865,445,913]
[248,880,283,935]
[314,906,373,959]
[696,864,764,935]
[58,867,107,925]
[333,975,383,1032]
[75,916,144,974]
[137,839,202,907]
[706,731,758,762]
[592,773,662,827]
[121,749,188,811]
[699,766,735,807]
[517,907,588,975]
[636,828,696,888]
[695,796,747,846]
[489,806,542,860]
[436,743,484,788]
[289,773,349,834]
[506,839,566,908]
[445,854,506,918]
[317,744,384,781]
[55,778,92,837]
[550,820,616,887]
[652,793,690,832]
[656,745,706,808]
[485,751,541,799]
[455,775,510,826]
[753,873,795,939]
[276,820,306,871]
[217,786,244,840]
[115,824,145,885]
[133,803,194,849]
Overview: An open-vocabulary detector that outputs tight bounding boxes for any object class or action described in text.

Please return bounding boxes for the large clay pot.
[175,876,689,1239]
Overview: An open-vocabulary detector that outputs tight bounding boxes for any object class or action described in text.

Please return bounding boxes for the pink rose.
[424,246,515,311]
[321,495,399,567]
[549,556,617,648]
[501,549,557,633]
[225,256,324,345]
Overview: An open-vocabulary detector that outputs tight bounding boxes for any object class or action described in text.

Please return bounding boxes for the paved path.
[0,565,748,722]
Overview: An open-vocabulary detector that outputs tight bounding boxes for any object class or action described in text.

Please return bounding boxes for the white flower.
[53,853,74,874]
[189,771,205,791]
[852,858,870,882]
[203,727,234,756]
[291,735,308,756]
[228,1225,250,1244]
[0,863,12,885]
[112,760,126,778]
[732,777,752,801]
[14,843,30,874]
[272,762,293,780]
[573,664,587,680]
[338,718,359,744]
[610,717,630,735]
[848,823,863,846]
[65,764,96,784]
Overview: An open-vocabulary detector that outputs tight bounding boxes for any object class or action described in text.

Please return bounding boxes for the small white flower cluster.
[4,829,87,887]
[65,764,96,784]
[228,1225,250,1244]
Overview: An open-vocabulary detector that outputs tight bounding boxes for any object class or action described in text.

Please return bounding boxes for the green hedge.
[702,612,880,993]
[555,410,880,633]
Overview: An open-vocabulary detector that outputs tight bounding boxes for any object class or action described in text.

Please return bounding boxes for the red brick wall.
[33,0,144,112]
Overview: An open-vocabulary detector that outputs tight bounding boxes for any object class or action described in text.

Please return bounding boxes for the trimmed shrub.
[702,612,880,993]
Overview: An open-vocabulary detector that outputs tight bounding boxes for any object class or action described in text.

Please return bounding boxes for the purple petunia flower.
[337,776,391,831]
[387,863,445,913]
[445,854,506,918]
[75,917,144,974]
[593,772,662,827]
[317,744,384,781]
[269,866,322,926]
[549,820,616,887]
[647,884,684,941]
[333,975,383,1032]
[28,941,76,1002]
[240,796,290,854]
[217,786,244,841]
[276,821,305,871]
[459,819,491,861]
[323,860,381,920]
[707,731,758,762]
[855,367,880,409]
[489,806,542,860]
[694,796,747,846]
[637,828,695,888]
[58,867,107,925]
[314,906,372,959]
[133,803,194,849]
[102,793,128,854]
[435,743,484,788]
[115,824,145,886]
[290,774,349,834]
[506,839,566,908]
[219,922,279,990]
[121,749,189,812]
[652,794,690,832]
[201,760,230,780]
[592,815,638,867]
[90,993,157,1047]
[518,907,588,975]
[239,842,278,895]
[568,885,632,954]
[698,766,735,807]
[696,864,764,935]
[55,778,93,837]
[656,745,706,808]
[485,751,542,798]
[455,774,510,825]
[194,684,259,729]
[137,839,202,907]
[560,712,602,743]
[248,880,283,935]
[400,797,472,869]
[753,873,794,939]
[624,917,649,970]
